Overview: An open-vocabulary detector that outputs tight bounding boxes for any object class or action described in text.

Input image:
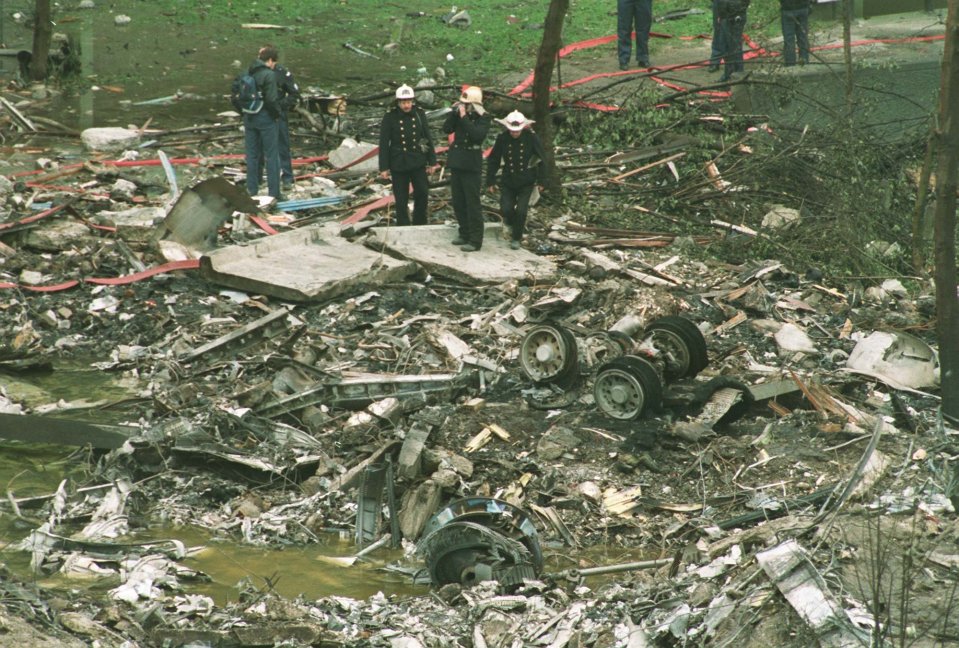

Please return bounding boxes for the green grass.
[140,0,795,83]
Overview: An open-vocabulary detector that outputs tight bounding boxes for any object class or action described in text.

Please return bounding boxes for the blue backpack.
[231,72,263,114]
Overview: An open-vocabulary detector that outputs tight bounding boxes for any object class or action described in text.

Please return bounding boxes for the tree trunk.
[842,0,854,113]
[30,0,53,81]
[911,127,935,274]
[934,0,959,420]
[531,0,569,198]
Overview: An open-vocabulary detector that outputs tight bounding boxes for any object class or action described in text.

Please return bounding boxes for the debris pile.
[1,69,956,648]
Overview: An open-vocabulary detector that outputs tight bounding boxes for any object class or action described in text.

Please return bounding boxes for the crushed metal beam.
[178,306,295,364]
[256,371,470,418]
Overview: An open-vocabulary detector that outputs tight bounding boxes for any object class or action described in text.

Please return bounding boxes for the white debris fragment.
[773,322,817,354]
[80,127,140,152]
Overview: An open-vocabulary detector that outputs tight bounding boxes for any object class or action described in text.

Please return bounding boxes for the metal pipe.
[549,558,672,579]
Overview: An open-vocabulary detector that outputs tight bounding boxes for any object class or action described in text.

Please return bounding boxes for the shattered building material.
[200,222,419,301]
[844,330,939,391]
[354,461,391,546]
[756,540,873,647]
[256,371,470,418]
[155,176,259,251]
[397,422,431,480]
[365,223,558,284]
[177,306,296,364]
[0,412,135,449]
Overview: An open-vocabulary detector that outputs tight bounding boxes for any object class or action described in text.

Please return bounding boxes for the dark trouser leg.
[391,169,412,226]
[246,110,280,198]
[244,117,262,197]
[710,0,721,65]
[732,17,746,72]
[616,0,634,66]
[277,114,293,183]
[721,16,745,77]
[499,185,516,232]
[502,184,533,241]
[781,10,797,66]
[450,171,469,239]
[634,0,652,64]
[458,170,483,248]
[796,9,810,64]
[409,166,430,225]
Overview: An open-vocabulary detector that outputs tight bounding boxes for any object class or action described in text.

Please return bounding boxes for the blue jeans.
[617,0,653,66]
[781,8,810,66]
[244,111,280,198]
[278,113,293,183]
[710,0,722,65]
[719,14,746,78]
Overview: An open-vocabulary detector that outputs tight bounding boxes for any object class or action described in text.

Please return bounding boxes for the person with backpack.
[378,85,439,226]
[716,0,750,82]
[780,0,811,66]
[270,53,301,190]
[236,45,282,201]
[485,111,545,250]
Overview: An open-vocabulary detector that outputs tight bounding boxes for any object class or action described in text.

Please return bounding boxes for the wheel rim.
[645,316,709,380]
[648,328,693,382]
[594,367,647,420]
[519,324,577,383]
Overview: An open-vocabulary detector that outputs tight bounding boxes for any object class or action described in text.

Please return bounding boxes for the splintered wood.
[603,485,644,516]
[464,423,511,453]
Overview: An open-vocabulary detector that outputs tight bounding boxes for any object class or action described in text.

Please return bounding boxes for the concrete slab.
[364,223,557,285]
[199,223,418,302]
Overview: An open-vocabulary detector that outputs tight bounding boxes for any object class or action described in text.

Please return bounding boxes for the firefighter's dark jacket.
[378,105,437,173]
[486,130,546,190]
[443,108,491,173]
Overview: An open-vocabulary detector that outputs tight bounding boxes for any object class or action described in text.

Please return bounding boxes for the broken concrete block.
[328,138,378,173]
[24,220,92,252]
[111,178,138,198]
[19,269,44,285]
[98,206,165,243]
[536,426,580,461]
[398,422,431,479]
[761,205,800,229]
[80,127,140,152]
[398,479,442,540]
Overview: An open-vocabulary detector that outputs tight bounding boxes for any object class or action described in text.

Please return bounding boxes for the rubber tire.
[519,322,579,386]
[593,355,664,420]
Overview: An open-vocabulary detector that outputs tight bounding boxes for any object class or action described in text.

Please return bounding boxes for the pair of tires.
[519,316,708,420]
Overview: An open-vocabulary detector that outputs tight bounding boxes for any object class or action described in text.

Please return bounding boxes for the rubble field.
[1,9,957,648]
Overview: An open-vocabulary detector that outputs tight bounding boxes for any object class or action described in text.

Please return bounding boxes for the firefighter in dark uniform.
[443,85,491,252]
[486,111,545,250]
[378,85,439,226]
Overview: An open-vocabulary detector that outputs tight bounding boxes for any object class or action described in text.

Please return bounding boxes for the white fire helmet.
[499,110,534,132]
[459,85,483,105]
[395,84,415,100]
